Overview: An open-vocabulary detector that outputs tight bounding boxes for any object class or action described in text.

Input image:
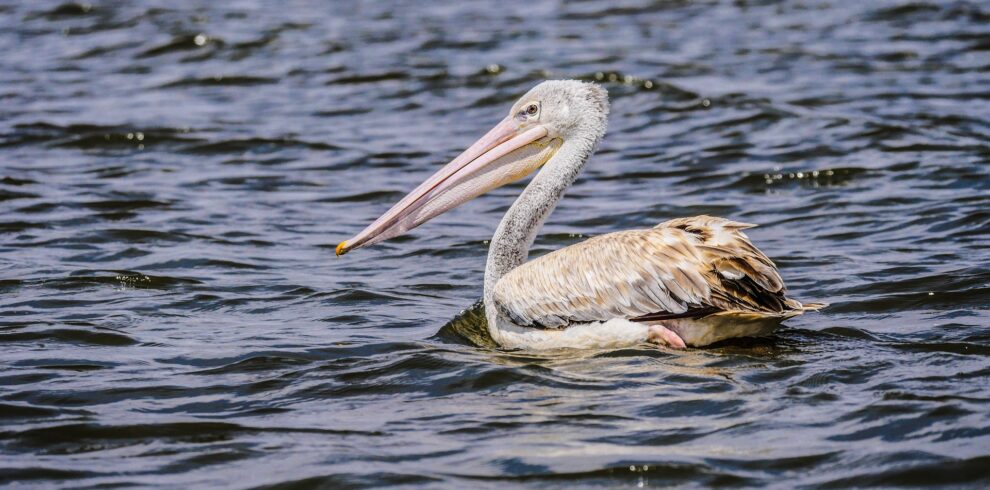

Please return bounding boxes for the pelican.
[336,80,823,349]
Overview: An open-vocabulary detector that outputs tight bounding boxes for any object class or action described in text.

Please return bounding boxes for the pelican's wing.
[492,215,801,329]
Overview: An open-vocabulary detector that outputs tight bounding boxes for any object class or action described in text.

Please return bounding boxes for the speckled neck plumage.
[483,136,598,323]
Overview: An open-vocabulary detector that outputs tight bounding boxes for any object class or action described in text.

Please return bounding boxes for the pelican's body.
[338,80,822,349]
[488,217,821,349]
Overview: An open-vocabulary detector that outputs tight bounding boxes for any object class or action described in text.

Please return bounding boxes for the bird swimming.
[336,80,823,350]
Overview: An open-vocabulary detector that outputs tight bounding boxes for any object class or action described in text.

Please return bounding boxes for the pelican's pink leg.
[648,324,686,349]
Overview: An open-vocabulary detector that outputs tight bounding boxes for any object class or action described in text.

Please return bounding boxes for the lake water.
[2,0,989,487]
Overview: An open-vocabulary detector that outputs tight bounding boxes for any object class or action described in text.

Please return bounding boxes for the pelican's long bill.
[336,115,559,256]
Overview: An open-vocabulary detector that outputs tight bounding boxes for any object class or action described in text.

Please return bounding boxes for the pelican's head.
[336,80,609,256]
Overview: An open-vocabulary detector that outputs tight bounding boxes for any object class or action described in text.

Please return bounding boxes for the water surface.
[2,0,989,487]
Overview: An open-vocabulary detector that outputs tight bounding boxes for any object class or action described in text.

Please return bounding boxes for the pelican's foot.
[647,324,686,349]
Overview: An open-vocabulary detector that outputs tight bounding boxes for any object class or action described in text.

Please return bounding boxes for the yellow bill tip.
[335,241,349,256]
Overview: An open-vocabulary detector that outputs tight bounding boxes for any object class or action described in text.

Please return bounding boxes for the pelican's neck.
[483,137,596,302]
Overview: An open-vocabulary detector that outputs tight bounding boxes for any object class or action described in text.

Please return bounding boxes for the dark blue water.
[2,1,989,487]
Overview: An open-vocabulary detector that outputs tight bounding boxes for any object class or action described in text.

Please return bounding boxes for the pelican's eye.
[515,102,540,122]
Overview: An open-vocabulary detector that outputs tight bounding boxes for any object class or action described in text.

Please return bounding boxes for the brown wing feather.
[492,215,804,329]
